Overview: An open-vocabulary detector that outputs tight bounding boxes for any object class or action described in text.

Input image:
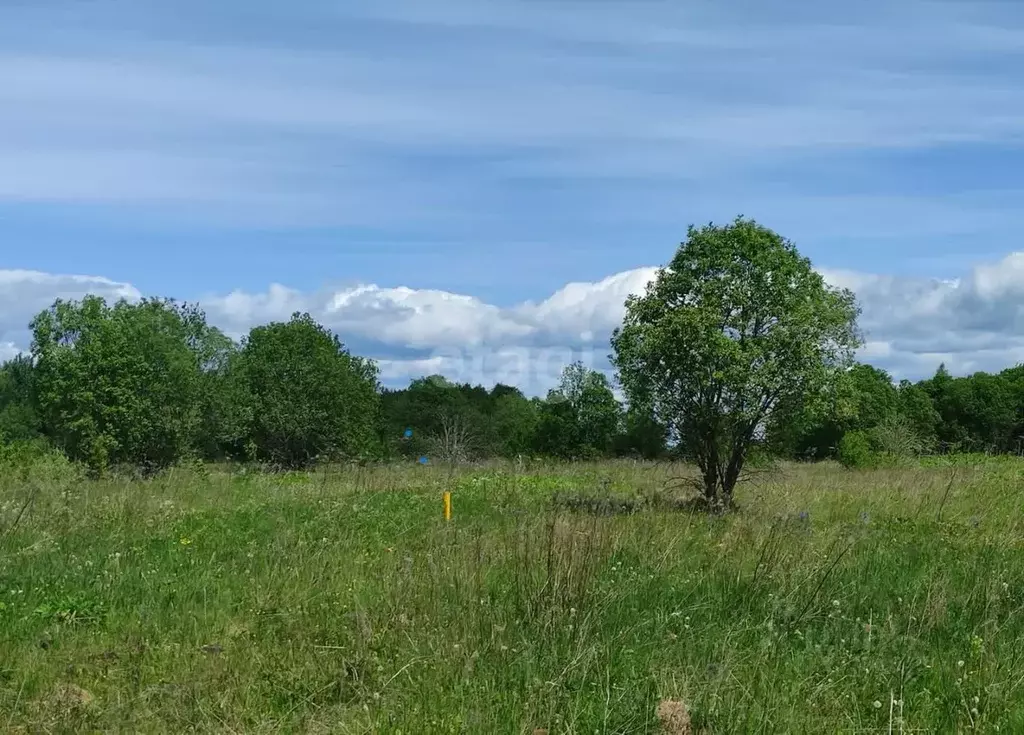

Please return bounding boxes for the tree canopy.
[30,296,219,471]
[233,313,381,467]
[612,217,862,507]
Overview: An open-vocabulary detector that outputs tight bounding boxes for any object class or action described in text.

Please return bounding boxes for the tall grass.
[1,457,1023,732]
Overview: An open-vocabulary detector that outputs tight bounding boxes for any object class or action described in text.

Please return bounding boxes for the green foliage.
[769,363,901,460]
[844,364,899,428]
[11,276,1024,475]
[379,365,624,462]
[614,406,668,459]
[195,347,252,460]
[191,323,246,459]
[870,412,925,460]
[837,429,876,469]
[548,362,621,458]
[233,313,380,467]
[896,379,940,451]
[0,355,41,443]
[379,375,486,459]
[490,389,539,457]
[613,217,861,505]
[529,363,622,459]
[0,441,80,495]
[921,365,1023,453]
[532,397,584,459]
[30,296,219,473]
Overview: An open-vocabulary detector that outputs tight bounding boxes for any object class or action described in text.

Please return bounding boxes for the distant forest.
[1,294,1022,472]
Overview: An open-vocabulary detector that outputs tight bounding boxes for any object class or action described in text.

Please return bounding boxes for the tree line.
[0,295,657,472]
[771,361,1024,464]
[2,218,1023,488]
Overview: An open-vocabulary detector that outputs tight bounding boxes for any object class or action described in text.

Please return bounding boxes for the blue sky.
[3,0,1024,391]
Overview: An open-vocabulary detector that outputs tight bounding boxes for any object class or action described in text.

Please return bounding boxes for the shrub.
[837,430,877,469]
[871,412,925,459]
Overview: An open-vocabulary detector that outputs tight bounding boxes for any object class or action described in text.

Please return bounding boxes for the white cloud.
[0,343,21,363]
[325,286,533,349]
[822,253,1024,378]
[6,251,1024,390]
[0,270,141,357]
[514,268,659,341]
[203,269,650,355]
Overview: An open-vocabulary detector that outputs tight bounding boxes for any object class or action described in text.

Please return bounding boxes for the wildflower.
[957,660,965,668]
[798,510,810,522]
[832,600,840,608]
[873,701,882,709]
[179,537,192,546]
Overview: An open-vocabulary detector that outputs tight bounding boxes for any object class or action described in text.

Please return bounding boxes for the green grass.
[2,456,1024,733]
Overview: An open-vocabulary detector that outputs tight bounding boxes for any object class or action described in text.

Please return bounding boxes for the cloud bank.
[3,254,1024,394]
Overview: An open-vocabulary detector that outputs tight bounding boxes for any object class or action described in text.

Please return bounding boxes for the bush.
[0,437,52,468]
[837,430,877,469]
[871,413,925,459]
[0,439,80,489]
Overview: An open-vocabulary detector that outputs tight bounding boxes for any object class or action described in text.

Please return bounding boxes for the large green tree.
[612,217,861,508]
[234,313,380,467]
[555,362,621,456]
[533,362,621,459]
[30,296,220,471]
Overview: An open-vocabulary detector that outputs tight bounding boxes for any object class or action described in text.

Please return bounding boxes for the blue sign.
[418,456,429,465]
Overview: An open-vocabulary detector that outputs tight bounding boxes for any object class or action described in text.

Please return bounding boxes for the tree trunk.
[721,445,746,511]
[699,441,720,509]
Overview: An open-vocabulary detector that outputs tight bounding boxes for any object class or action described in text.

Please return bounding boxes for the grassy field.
[2,456,1024,733]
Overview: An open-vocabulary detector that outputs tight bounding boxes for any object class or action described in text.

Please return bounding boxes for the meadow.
[1,455,1023,733]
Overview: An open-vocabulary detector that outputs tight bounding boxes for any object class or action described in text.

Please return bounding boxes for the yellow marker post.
[443,491,452,521]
